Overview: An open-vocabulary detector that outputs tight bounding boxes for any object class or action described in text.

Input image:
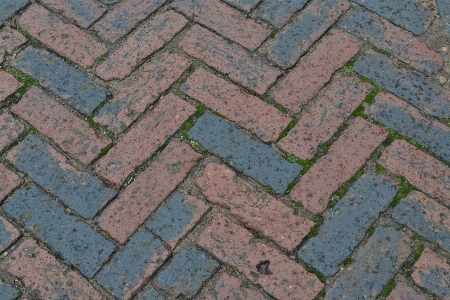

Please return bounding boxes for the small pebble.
[439,76,448,84]
[442,46,449,52]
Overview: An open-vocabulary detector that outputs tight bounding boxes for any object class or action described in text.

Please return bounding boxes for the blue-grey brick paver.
[0,218,18,252]
[326,226,412,299]
[7,135,116,219]
[254,0,308,29]
[12,47,110,116]
[188,111,302,194]
[0,0,29,25]
[3,185,116,278]
[154,244,220,298]
[135,284,165,300]
[354,50,450,118]
[0,282,20,300]
[352,0,429,35]
[437,0,450,35]
[222,0,259,12]
[96,230,168,299]
[298,174,397,276]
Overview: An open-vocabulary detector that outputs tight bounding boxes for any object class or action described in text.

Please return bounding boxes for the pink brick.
[39,0,106,28]
[95,94,195,187]
[0,216,20,251]
[0,26,27,62]
[180,25,280,95]
[1,239,102,300]
[18,4,107,68]
[11,87,110,165]
[0,71,21,103]
[0,163,22,202]
[96,10,187,81]
[196,163,314,250]
[386,282,426,300]
[270,30,359,113]
[205,273,267,300]
[290,117,388,213]
[380,139,450,206]
[93,0,165,43]
[182,68,289,142]
[278,77,371,159]
[98,139,202,244]
[198,214,324,300]
[95,52,190,135]
[172,0,270,50]
[0,112,24,151]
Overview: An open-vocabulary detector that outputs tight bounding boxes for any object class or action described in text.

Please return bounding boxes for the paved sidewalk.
[1,0,450,299]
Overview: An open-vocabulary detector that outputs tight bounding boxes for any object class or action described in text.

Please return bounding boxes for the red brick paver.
[0,26,27,62]
[0,163,22,201]
[0,71,21,104]
[386,282,426,300]
[0,216,20,251]
[205,273,267,300]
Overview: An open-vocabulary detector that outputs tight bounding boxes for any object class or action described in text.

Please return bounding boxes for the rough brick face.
[0,71,21,104]
[0,26,27,62]
[205,273,267,300]
[270,30,359,113]
[254,0,308,29]
[181,68,289,142]
[0,0,29,25]
[290,117,388,213]
[0,216,20,252]
[386,282,426,300]
[0,163,22,202]
[0,112,24,152]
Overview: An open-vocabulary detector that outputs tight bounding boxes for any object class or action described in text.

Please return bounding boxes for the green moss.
[352,104,366,118]
[186,64,196,73]
[99,144,113,158]
[380,279,396,297]
[306,214,324,239]
[27,126,38,135]
[189,140,208,154]
[265,188,274,195]
[375,164,389,175]
[332,169,365,200]
[411,235,426,242]
[366,226,375,238]
[17,29,30,38]
[342,256,354,266]
[269,30,277,39]
[180,104,207,140]
[364,85,381,104]
[305,265,326,284]
[275,103,289,114]
[361,77,378,88]
[313,289,326,300]
[341,57,358,74]
[6,67,39,86]
[294,202,303,214]
[402,242,426,276]
[390,176,416,207]
[97,52,109,62]
[212,111,227,119]
[277,118,298,142]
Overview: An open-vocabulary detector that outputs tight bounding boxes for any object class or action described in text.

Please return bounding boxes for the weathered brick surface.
[254,0,309,29]
[12,87,110,165]
[354,50,450,118]
[326,226,412,299]
[2,239,103,299]
[340,6,443,75]
[290,118,388,213]
[379,139,450,206]
[368,92,450,162]
[0,281,19,300]
[222,0,259,12]
[266,0,351,68]
[0,26,27,62]
[181,68,289,142]
[154,244,220,298]
[189,111,302,194]
[0,163,22,202]
[13,47,110,116]
[412,248,450,298]
[352,0,430,35]
[18,4,107,68]
[205,273,267,300]
[96,230,169,300]
[135,285,164,300]
[386,282,426,300]
[7,135,117,219]
[298,174,397,276]
[0,216,20,252]
[3,185,116,278]
[198,214,324,300]
[393,191,450,252]
[0,112,24,152]
[39,0,106,28]
[146,191,209,248]
[95,94,195,186]
[172,0,270,50]
[0,0,29,25]
[278,77,371,159]
[98,139,202,244]
[96,11,187,81]
[180,26,280,95]
[270,30,359,113]
[95,52,189,135]
[196,163,314,250]
[0,71,21,104]
[437,0,450,34]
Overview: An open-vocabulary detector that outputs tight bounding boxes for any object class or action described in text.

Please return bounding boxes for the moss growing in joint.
[313,289,326,300]
[342,256,353,266]
[332,169,365,200]
[180,104,207,140]
[306,214,325,239]
[390,175,417,207]
[277,118,298,142]
[379,279,396,297]
[305,265,326,284]
[366,226,375,238]
[99,144,113,158]
[341,57,358,74]
[6,67,39,86]
[375,163,389,175]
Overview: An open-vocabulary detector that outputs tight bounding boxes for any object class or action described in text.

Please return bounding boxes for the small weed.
[379,279,396,297]
[411,235,426,242]
[305,265,326,284]
[186,64,196,73]
[293,202,303,214]
[342,256,353,266]
[27,126,38,135]
[265,188,274,195]
[277,118,298,142]
[269,30,277,39]
[361,77,378,88]
[173,88,184,97]
[366,226,375,238]
[375,164,389,175]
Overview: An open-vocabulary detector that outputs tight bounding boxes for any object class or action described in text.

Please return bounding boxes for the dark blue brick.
[146,191,209,248]
[7,135,116,219]
[298,174,397,276]
[154,244,219,298]
[12,47,110,116]
[188,111,302,194]
[0,0,29,25]
[135,284,164,300]
[393,191,450,252]
[96,230,168,299]
[326,227,412,299]
[354,50,450,118]
[254,0,308,29]
[367,94,450,162]
[437,0,450,35]
[352,0,429,35]
[3,185,116,278]
[0,281,20,300]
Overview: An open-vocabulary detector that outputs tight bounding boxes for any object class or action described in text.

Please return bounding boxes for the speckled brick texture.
[0,163,22,202]
[0,27,27,63]
[0,113,24,152]
[0,71,21,104]
[205,273,268,300]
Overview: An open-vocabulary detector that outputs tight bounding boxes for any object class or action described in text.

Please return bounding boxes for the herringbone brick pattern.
[0,0,450,299]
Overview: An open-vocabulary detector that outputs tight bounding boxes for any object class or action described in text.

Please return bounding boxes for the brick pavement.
[0,0,450,299]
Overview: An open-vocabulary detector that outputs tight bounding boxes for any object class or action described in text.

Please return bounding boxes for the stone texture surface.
[0,112,24,152]
[255,0,309,29]
[205,273,267,300]
[189,111,303,194]
[0,26,27,62]
[134,284,164,300]
[437,0,450,35]
[386,282,426,300]
[0,0,29,25]
[222,0,259,12]
[0,281,20,300]
[0,71,21,104]
[0,163,22,202]
[0,216,20,252]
